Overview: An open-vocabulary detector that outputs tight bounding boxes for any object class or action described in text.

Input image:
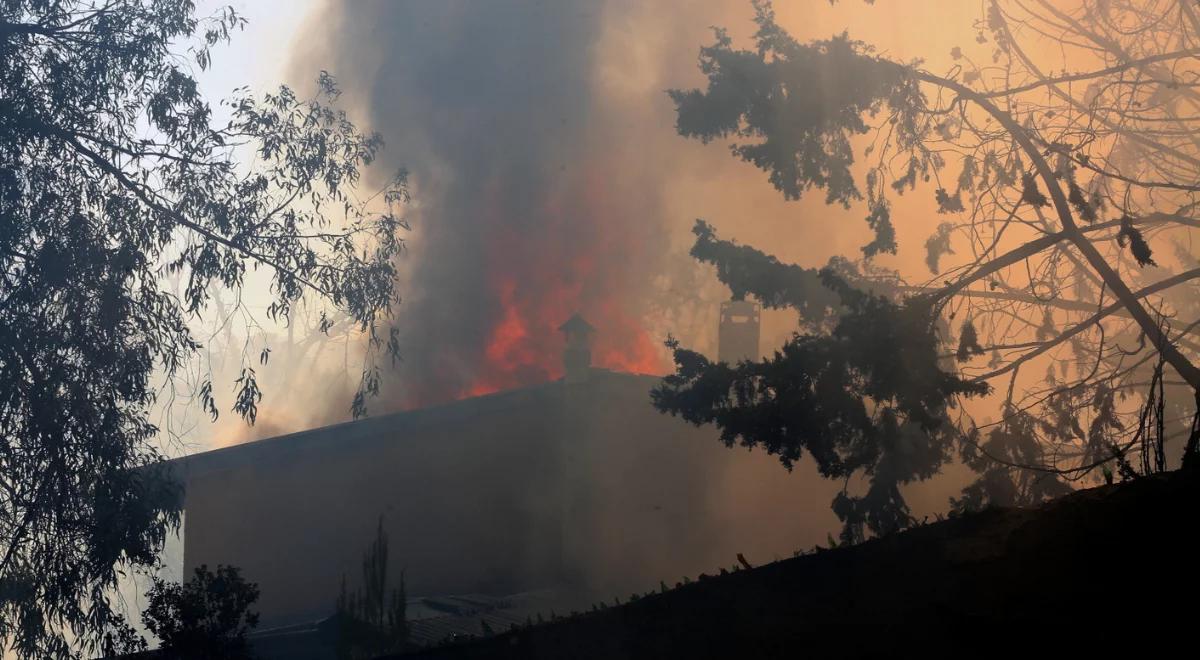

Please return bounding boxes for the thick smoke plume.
[300,1,680,408]
[206,0,979,575]
[288,0,979,414]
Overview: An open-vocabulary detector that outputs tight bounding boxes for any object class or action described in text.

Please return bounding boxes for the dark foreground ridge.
[391,469,1199,659]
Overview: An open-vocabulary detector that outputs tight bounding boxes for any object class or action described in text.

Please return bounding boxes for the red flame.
[454,165,668,401]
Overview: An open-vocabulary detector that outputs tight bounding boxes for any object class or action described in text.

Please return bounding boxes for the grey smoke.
[300,0,675,408]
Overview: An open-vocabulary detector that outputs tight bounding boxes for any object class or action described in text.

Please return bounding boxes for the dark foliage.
[1117,216,1156,267]
[1019,172,1048,207]
[955,320,985,362]
[688,220,843,328]
[0,1,404,655]
[934,188,965,214]
[923,222,955,274]
[860,200,896,257]
[1066,181,1099,223]
[99,613,149,657]
[142,564,260,660]
[668,0,922,252]
[653,268,989,542]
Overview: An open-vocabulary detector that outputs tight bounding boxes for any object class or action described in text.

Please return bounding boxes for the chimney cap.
[558,313,595,336]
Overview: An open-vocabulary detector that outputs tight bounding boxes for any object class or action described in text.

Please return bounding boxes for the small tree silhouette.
[142,564,260,659]
[335,517,409,659]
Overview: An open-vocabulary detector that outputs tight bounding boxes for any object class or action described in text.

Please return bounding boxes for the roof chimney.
[718,299,760,363]
[559,313,595,383]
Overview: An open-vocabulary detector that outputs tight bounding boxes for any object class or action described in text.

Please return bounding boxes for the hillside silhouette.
[394,469,1199,658]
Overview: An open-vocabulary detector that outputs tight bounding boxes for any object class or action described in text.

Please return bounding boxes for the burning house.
[172,316,838,649]
[170,7,833,646]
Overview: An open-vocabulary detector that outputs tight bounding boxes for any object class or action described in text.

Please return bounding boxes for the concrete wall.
[178,372,841,627]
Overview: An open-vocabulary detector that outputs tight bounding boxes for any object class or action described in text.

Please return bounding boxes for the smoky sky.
[304,0,680,408]
[227,0,982,549]
[294,0,976,414]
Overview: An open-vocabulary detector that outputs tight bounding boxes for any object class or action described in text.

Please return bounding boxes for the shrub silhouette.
[142,564,260,659]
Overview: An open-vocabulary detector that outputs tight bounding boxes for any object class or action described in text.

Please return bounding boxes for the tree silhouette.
[654,0,1200,542]
[334,517,409,659]
[142,564,260,660]
[0,1,405,655]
